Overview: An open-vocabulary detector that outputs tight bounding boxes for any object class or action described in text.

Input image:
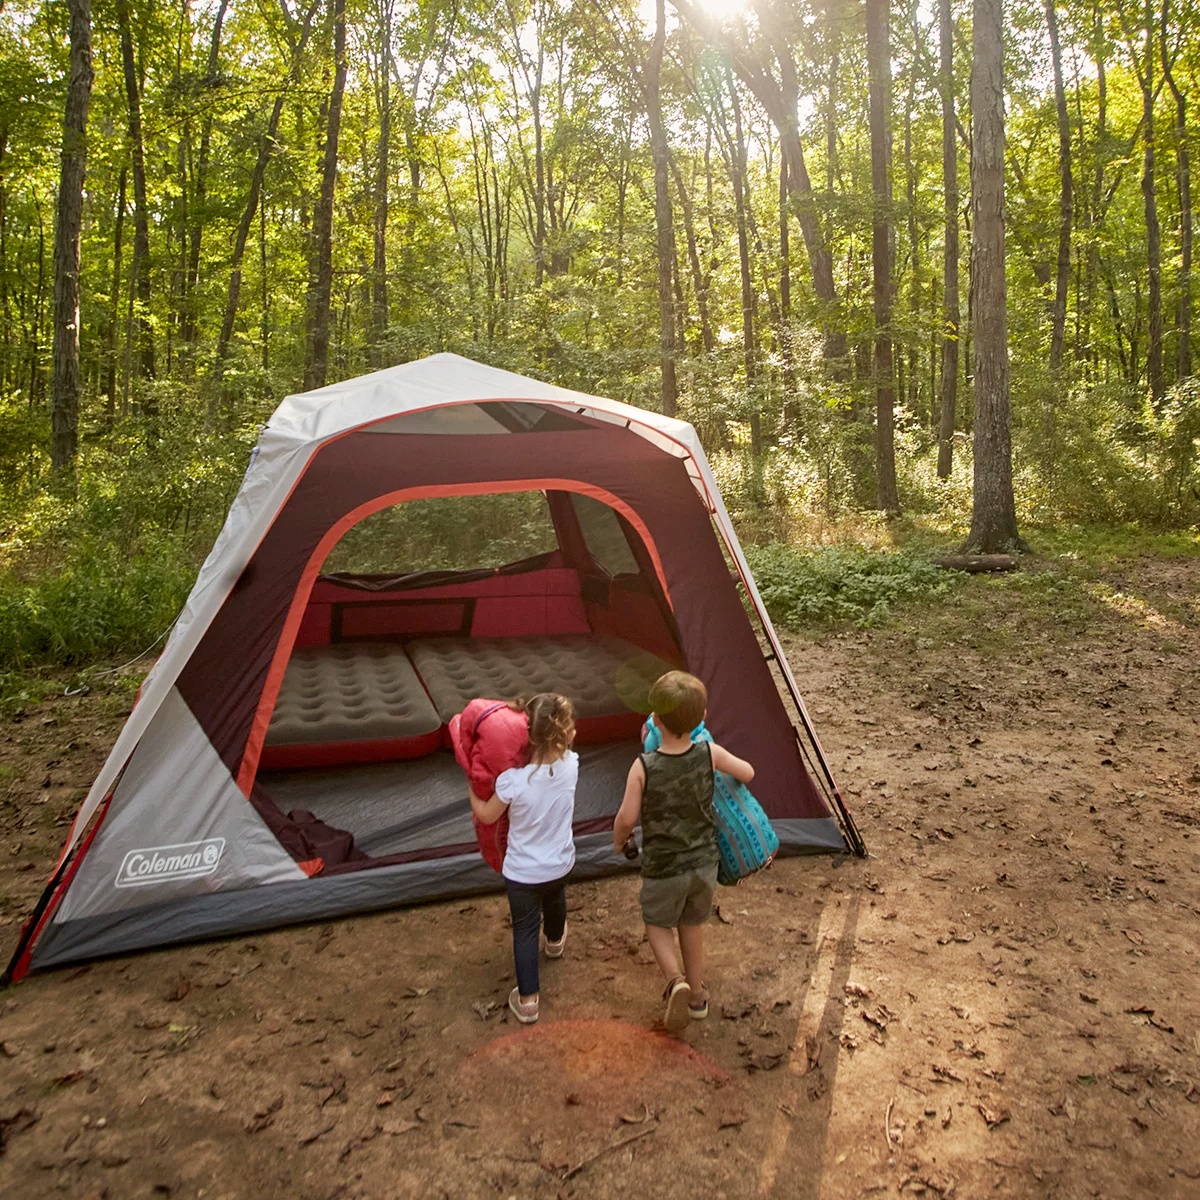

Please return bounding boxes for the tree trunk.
[116,0,155,389]
[304,0,348,392]
[675,0,846,365]
[726,68,759,452]
[1161,2,1192,378]
[903,5,920,423]
[778,149,795,398]
[670,154,715,354]
[965,0,1022,553]
[50,0,94,477]
[936,0,960,479]
[647,0,678,418]
[867,0,899,513]
[105,167,126,422]
[184,0,229,351]
[369,0,394,369]
[1045,0,1072,373]
[1126,6,1166,406]
[213,0,318,386]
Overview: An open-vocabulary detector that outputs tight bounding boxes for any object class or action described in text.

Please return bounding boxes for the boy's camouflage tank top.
[638,743,718,879]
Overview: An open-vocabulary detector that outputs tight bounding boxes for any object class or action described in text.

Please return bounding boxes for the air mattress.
[408,634,673,742]
[262,643,443,769]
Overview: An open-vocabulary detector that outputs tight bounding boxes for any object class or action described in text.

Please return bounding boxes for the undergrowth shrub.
[0,533,195,666]
[744,542,959,628]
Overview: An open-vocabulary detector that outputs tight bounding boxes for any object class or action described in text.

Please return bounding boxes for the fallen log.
[935,554,1018,573]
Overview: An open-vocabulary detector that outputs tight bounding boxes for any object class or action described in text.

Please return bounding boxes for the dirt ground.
[0,551,1198,1200]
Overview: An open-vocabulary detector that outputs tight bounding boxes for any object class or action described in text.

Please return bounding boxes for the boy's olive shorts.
[641,863,719,927]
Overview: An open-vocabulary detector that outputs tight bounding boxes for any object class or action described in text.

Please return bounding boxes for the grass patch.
[1025,524,1200,564]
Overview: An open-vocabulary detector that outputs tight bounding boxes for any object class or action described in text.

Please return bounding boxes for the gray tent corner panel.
[772,816,852,856]
[28,818,850,973]
[28,833,628,973]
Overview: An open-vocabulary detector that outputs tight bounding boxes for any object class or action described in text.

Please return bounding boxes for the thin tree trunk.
[1045,0,1072,374]
[726,68,759,453]
[1161,1,1192,378]
[261,197,269,373]
[50,0,94,477]
[647,0,678,418]
[669,154,714,354]
[105,166,126,422]
[904,8,920,423]
[676,0,846,365]
[965,0,1021,553]
[184,0,229,351]
[779,150,795,399]
[867,0,899,513]
[937,0,959,479]
[1120,3,1166,405]
[214,0,318,384]
[369,0,393,368]
[304,0,348,392]
[117,0,156,390]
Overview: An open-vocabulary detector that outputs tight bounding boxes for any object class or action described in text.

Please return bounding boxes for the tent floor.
[258,740,637,859]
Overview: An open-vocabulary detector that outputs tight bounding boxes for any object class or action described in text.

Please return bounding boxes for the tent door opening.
[252,488,684,873]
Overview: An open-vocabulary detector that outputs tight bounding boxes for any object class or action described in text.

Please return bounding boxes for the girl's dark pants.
[504,873,568,997]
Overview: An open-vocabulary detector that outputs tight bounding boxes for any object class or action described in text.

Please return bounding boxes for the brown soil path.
[0,554,1197,1199]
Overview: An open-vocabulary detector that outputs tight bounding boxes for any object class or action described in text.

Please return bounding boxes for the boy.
[612,670,755,1034]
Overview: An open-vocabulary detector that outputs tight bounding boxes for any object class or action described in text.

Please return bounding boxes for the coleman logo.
[115,839,225,888]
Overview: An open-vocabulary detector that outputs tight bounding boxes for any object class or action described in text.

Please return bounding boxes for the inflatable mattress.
[262,643,442,770]
[408,634,674,743]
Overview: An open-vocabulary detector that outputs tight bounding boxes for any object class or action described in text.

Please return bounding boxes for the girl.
[470,693,577,1025]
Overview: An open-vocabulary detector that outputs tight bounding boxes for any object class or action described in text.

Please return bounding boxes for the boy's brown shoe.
[663,976,692,1034]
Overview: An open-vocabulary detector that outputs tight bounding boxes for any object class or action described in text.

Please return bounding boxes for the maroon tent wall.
[175,422,828,822]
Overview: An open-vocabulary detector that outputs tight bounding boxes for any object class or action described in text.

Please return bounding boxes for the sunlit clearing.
[1083,582,1185,633]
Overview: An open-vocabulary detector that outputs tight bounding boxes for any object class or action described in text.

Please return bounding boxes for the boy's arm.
[710,742,755,785]
[612,760,646,851]
[469,787,507,826]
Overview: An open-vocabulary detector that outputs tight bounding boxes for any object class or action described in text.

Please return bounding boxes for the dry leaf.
[382,1119,420,1136]
[245,1094,284,1133]
[977,1103,1010,1128]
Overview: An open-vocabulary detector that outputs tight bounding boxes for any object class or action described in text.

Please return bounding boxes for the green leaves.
[745,542,958,628]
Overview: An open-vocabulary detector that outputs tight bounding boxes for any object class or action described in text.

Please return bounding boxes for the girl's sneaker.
[689,995,709,1020]
[508,987,539,1024]
[545,921,568,959]
[663,976,692,1034]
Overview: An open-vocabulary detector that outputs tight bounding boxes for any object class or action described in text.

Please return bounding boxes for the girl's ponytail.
[525,693,575,766]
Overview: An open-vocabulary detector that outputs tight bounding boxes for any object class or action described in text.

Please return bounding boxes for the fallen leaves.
[936,929,975,945]
[297,1120,337,1146]
[977,1102,1010,1128]
[0,1106,40,1153]
[244,1094,284,1134]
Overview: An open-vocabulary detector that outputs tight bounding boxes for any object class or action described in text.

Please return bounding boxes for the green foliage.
[326,492,558,574]
[1012,375,1200,527]
[744,542,960,628]
[0,532,195,666]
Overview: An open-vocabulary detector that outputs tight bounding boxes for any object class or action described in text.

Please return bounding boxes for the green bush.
[0,534,195,667]
[744,542,959,628]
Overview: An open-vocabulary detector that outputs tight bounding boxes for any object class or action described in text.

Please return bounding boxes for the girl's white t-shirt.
[495,750,578,884]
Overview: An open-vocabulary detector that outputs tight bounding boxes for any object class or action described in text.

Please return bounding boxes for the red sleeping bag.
[448,699,530,873]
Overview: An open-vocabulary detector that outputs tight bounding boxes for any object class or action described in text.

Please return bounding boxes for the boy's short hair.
[649,671,707,736]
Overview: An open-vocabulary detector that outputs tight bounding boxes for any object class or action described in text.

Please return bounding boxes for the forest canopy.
[0,0,1197,667]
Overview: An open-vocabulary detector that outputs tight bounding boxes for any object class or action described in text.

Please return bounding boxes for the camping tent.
[4,354,863,981]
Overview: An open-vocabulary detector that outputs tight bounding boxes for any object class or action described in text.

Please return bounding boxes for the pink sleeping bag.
[448,699,530,873]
